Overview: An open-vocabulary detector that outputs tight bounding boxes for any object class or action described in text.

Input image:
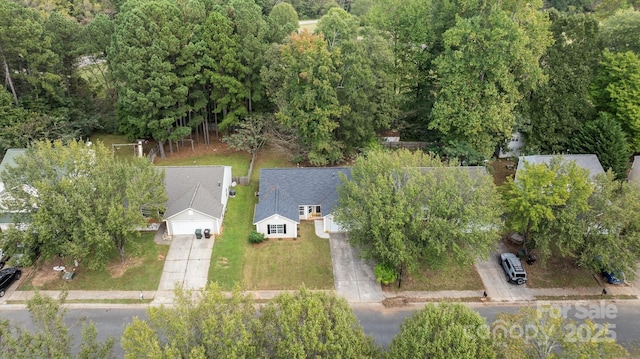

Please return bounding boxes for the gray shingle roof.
[517,155,604,179]
[160,166,228,219]
[253,167,351,223]
[0,149,27,193]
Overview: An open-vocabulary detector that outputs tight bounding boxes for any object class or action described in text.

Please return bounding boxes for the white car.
[500,253,527,285]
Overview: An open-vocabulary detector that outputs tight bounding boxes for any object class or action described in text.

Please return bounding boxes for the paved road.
[3,302,640,356]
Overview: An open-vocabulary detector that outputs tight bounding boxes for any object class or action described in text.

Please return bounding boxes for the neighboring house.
[379,130,400,143]
[161,166,232,237]
[516,154,605,180]
[253,168,351,239]
[628,156,640,184]
[499,132,523,159]
[0,149,27,231]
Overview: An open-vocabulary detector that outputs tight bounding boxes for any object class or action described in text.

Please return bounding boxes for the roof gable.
[253,167,351,223]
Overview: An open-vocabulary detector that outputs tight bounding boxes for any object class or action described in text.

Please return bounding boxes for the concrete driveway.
[475,252,534,302]
[154,235,213,304]
[329,233,383,303]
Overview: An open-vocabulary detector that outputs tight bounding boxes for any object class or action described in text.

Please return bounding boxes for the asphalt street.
[2,302,640,356]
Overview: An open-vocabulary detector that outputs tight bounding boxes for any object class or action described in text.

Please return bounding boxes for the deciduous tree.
[522,11,600,153]
[590,49,640,151]
[599,7,640,53]
[493,305,627,359]
[388,303,495,359]
[431,1,552,158]
[502,157,593,263]
[256,288,379,358]
[335,149,500,279]
[122,285,259,358]
[0,140,166,269]
[567,172,640,279]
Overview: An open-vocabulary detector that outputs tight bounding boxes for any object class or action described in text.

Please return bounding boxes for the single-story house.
[253,167,351,239]
[161,166,232,237]
[0,149,27,231]
[516,154,604,180]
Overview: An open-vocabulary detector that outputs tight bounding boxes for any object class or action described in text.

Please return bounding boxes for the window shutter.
[283,224,287,233]
[267,225,271,234]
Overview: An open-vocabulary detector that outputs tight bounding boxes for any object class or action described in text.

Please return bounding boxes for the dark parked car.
[602,270,624,285]
[595,256,624,285]
[0,249,9,269]
[0,267,21,297]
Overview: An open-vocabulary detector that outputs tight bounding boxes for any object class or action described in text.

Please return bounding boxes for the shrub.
[374,263,397,285]
[248,231,265,244]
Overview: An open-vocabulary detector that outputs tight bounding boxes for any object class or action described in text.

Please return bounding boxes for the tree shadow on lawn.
[502,239,599,288]
[19,232,168,291]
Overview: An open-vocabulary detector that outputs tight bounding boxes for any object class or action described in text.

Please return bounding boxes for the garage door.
[169,220,214,235]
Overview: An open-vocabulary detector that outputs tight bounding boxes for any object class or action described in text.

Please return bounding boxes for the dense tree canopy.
[522,11,600,153]
[122,286,260,358]
[335,149,501,278]
[502,157,593,263]
[388,303,495,359]
[123,286,378,358]
[599,8,640,53]
[0,140,166,269]
[569,113,630,179]
[591,50,640,152]
[257,288,379,358]
[493,305,628,359]
[567,172,640,278]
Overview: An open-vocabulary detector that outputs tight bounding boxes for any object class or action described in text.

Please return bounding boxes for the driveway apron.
[475,253,534,302]
[330,233,384,303]
[156,235,213,292]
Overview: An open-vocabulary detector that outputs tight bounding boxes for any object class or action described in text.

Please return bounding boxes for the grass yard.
[524,254,599,288]
[20,232,168,291]
[155,149,251,177]
[90,133,157,160]
[208,185,256,289]
[501,240,599,288]
[251,144,296,181]
[391,254,485,292]
[243,221,334,290]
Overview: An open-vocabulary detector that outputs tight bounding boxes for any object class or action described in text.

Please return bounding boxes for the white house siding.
[255,215,298,239]
[166,209,218,236]
[220,166,232,221]
[323,214,345,233]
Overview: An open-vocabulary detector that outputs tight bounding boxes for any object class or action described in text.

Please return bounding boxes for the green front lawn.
[21,232,168,291]
[525,254,598,288]
[243,221,334,290]
[392,254,485,292]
